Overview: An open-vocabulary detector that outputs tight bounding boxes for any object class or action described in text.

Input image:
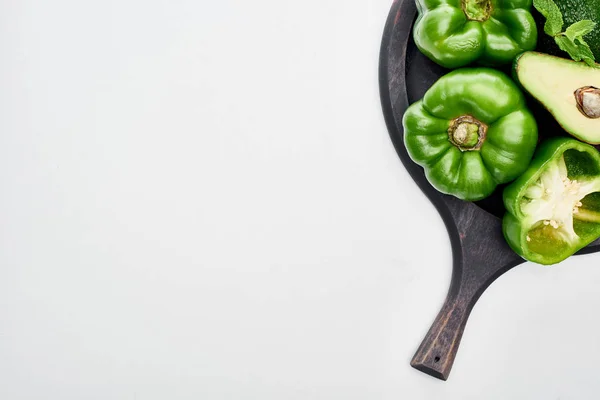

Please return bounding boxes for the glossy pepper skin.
[414,0,538,68]
[503,138,600,265]
[402,68,538,201]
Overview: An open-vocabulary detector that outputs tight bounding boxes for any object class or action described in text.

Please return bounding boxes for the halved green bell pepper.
[414,0,538,68]
[503,138,600,265]
[402,68,538,201]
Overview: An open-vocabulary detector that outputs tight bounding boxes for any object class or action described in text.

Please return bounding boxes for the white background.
[1,0,600,399]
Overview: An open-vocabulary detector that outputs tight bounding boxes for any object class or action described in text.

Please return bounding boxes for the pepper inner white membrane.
[520,154,600,243]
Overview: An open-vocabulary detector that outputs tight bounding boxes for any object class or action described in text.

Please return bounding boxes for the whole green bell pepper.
[414,0,538,68]
[402,68,538,201]
[503,138,600,265]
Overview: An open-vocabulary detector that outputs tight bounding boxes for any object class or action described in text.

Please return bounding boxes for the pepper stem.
[461,0,492,21]
[448,115,487,151]
[575,86,600,119]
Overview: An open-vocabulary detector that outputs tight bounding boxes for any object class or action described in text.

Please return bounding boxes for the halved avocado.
[514,52,600,144]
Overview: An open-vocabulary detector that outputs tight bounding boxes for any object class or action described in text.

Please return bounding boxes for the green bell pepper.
[402,68,538,201]
[414,0,538,68]
[503,138,600,265]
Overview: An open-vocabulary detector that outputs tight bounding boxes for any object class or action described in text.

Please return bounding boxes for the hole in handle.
[434,356,440,363]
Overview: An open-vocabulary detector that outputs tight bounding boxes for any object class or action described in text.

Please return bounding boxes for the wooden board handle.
[407,200,525,381]
[410,291,469,381]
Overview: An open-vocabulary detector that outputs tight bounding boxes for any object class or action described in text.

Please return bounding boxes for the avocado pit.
[575,86,600,119]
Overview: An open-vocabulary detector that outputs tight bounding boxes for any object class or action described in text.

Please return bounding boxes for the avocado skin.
[533,0,600,60]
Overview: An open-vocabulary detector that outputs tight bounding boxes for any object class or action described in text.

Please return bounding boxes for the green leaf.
[533,0,564,36]
[555,35,579,58]
[534,0,598,65]
[565,20,597,42]
[555,36,596,66]
[574,40,597,67]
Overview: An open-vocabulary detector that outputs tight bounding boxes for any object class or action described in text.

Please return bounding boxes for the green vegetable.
[503,138,600,265]
[533,0,599,65]
[402,68,538,201]
[514,51,600,143]
[413,0,538,69]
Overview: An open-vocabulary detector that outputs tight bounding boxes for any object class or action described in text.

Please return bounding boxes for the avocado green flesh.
[515,52,600,144]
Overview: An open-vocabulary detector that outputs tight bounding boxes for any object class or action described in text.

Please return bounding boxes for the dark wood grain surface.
[379,0,600,381]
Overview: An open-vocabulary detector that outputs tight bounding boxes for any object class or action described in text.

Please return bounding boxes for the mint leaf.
[573,40,597,67]
[555,35,579,57]
[533,0,564,36]
[534,0,598,65]
[555,35,596,66]
[565,20,597,42]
